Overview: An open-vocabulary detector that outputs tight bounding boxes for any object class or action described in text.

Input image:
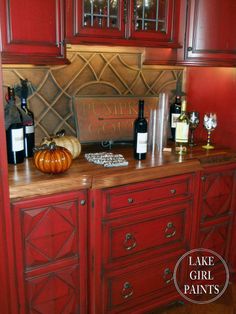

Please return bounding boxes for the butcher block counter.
[8,143,236,200]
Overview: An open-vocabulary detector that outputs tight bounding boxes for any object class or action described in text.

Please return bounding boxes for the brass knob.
[80,200,86,206]
[128,198,134,204]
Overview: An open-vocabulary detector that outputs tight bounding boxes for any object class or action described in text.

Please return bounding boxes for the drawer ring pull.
[122,281,134,299]
[163,268,173,284]
[165,222,176,238]
[123,233,137,251]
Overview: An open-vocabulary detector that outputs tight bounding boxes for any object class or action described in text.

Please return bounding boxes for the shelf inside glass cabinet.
[83,0,119,29]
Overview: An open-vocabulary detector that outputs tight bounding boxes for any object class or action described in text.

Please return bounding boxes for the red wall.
[186,67,236,151]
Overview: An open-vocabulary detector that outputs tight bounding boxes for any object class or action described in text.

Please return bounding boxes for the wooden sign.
[73,96,158,143]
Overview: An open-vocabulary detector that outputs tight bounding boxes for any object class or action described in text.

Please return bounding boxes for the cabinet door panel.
[130,0,180,43]
[200,169,235,222]
[199,221,231,261]
[25,265,80,314]
[14,198,81,269]
[11,191,87,314]
[66,0,126,40]
[185,0,236,65]
[0,0,66,63]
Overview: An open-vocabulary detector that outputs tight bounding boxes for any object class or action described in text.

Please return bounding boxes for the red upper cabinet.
[182,0,236,66]
[66,0,181,47]
[66,0,126,41]
[0,0,68,64]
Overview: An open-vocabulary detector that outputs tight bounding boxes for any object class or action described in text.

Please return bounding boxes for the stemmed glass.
[202,113,217,149]
[189,111,199,147]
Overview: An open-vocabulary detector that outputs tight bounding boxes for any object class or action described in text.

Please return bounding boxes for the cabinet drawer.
[103,203,190,266]
[103,253,184,312]
[105,175,192,214]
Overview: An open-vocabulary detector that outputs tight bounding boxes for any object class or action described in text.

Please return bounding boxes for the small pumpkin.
[41,130,81,159]
[33,143,73,174]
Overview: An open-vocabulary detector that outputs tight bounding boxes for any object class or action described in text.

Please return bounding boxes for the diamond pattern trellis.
[2,47,184,144]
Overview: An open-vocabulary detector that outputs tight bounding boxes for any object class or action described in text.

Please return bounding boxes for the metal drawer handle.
[123,233,137,251]
[128,198,134,204]
[122,281,134,299]
[163,268,173,284]
[165,222,176,238]
[170,189,176,195]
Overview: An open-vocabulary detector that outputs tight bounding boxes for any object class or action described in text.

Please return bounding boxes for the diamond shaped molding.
[202,172,234,221]
[23,202,78,268]
[26,265,79,313]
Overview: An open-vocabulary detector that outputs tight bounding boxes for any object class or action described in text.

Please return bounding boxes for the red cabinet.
[0,0,68,64]
[0,58,16,314]
[11,190,87,314]
[89,174,195,313]
[182,0,236,66]
[197,164,236,278]
[66,0,181,47]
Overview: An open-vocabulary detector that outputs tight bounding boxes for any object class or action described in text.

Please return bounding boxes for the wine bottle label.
[137,133,148,153]
[25,125,34,134]
[175,122,189,143]
[11,128,24,151]
[171,113,181,128]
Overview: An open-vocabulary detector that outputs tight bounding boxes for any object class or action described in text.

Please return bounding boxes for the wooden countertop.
[8,144,236,200]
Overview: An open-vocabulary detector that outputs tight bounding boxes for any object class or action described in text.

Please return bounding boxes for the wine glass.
[202,113,217,149]
[189,111,199,147]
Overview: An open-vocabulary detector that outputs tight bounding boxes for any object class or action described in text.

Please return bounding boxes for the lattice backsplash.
[2,46,184,145]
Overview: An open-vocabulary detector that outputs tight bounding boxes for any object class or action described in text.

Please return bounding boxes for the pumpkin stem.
[33,142,57,153]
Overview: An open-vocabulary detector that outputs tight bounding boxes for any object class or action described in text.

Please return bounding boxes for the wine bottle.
[21,98,35,157]
[133,100,148,160]
[170,95,182,141]
[5,87,25,164]
[175,99,190,154]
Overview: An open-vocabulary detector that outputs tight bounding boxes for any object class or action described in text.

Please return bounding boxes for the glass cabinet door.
[130,0,178,42]
[66,0,180,46]
[83,0,119,29]
[78,0,125,38]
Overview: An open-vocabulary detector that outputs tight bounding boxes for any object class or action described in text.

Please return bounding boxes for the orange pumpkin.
[33,143,73,174]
